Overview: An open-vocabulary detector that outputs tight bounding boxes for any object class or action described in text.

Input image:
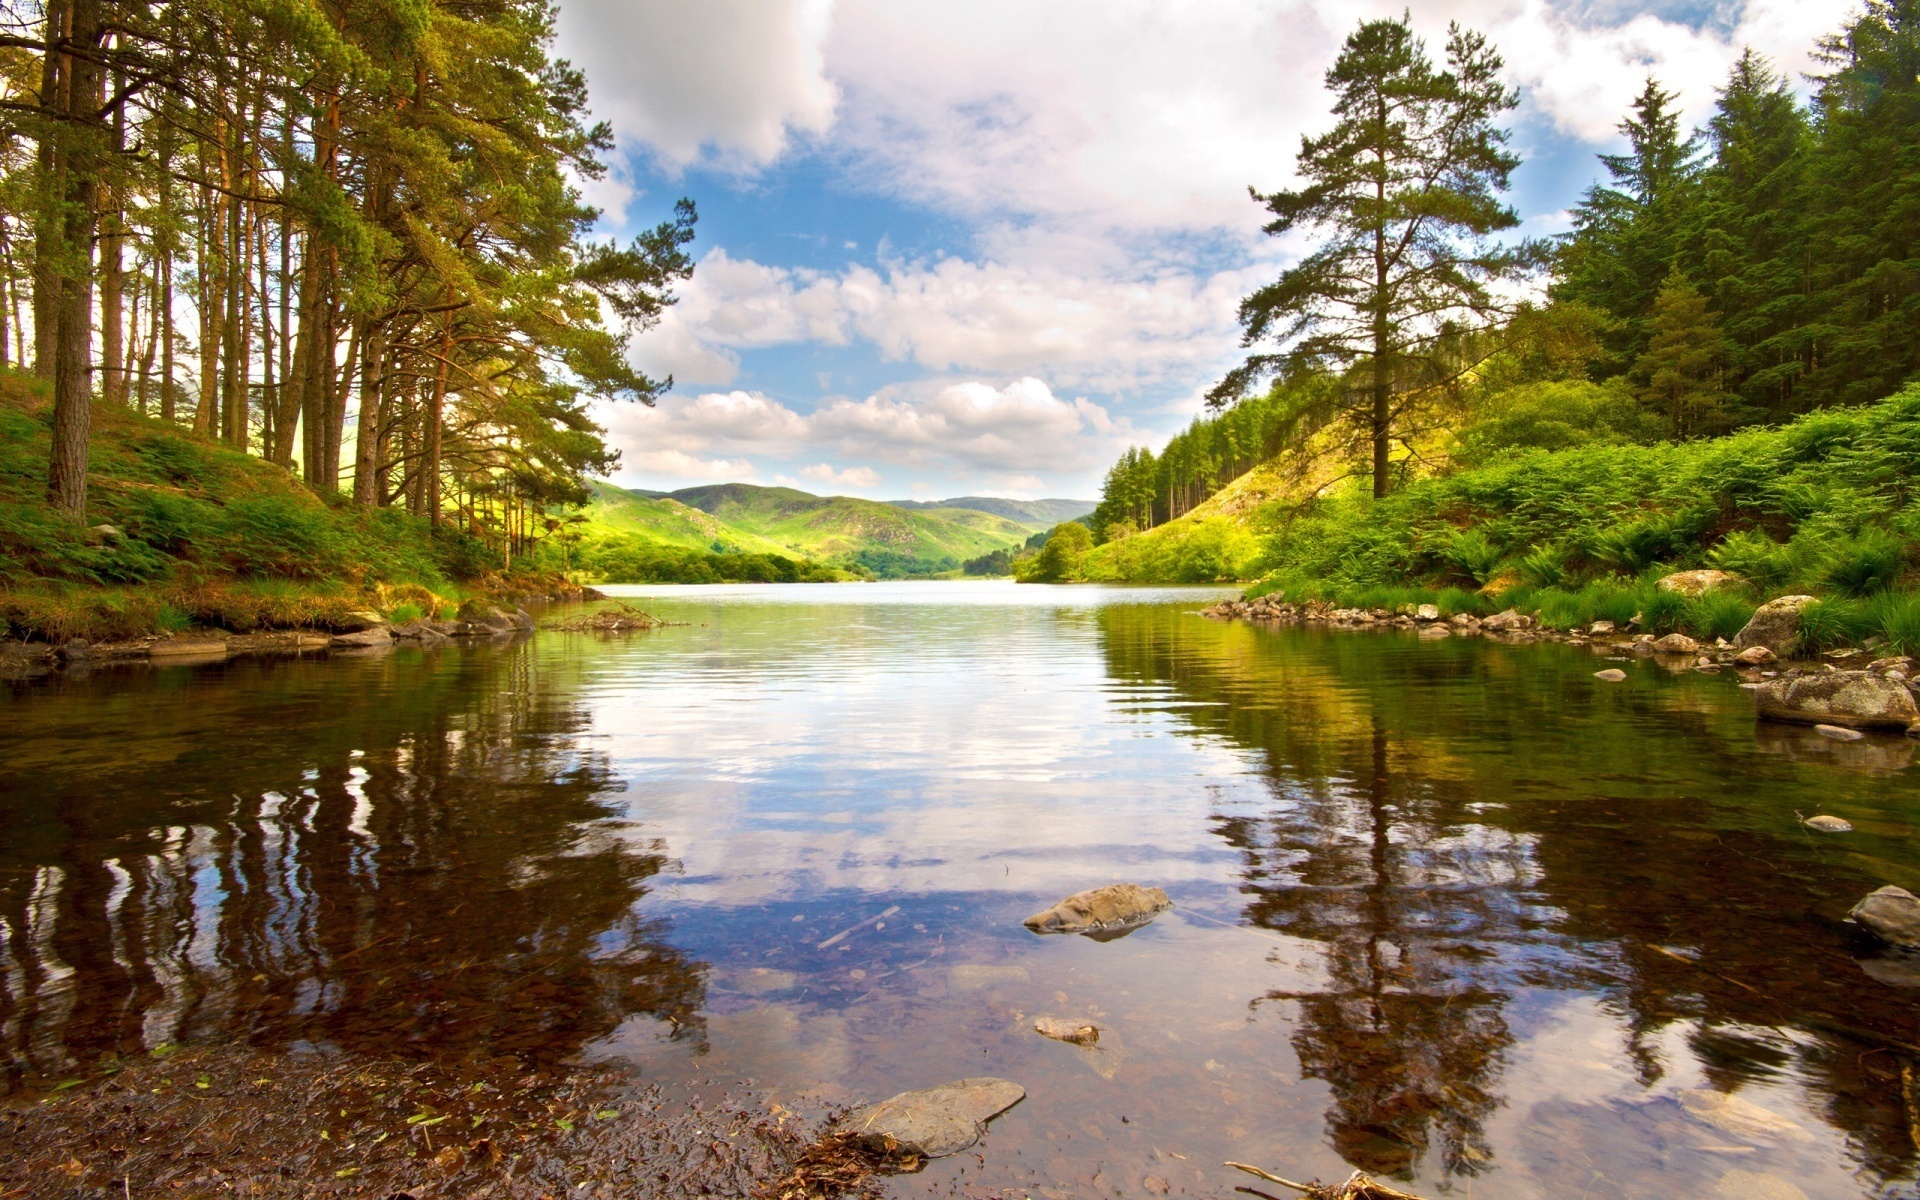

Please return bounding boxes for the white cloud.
[622,448,760,480]
[800,463,883,488]
[597,377,1140,490]
[632,248,1260,394]
[555,0,838,171]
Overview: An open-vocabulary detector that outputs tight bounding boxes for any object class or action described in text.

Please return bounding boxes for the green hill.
[572,481,1041,579]
[887,496,1095,526]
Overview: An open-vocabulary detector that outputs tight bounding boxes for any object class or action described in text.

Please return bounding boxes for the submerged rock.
[1814,723,1866,741]
[1594,668,1628,682]
[1023,884,1172,939]
[1802,814,1853,832]
[1032,1016,1099,1045]
[1678,1089,1812,1143]
[1752,670,1919,730]
[1715,1169,1809,1200]
[1733,595,1819,658]
[1851,886,1920,947]
[946,964,1031,991]
[844,1077,1025,1159]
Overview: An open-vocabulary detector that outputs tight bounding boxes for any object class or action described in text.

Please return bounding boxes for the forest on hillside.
[1090,1,1918,543]
[0,0,694,569]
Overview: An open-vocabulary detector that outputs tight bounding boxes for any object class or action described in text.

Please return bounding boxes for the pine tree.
[1556,79,1703,368]
[1803,0,1920,406]
[1634,269,1735,439]
[1693,51,1813,417]
[1212,16,1533,497]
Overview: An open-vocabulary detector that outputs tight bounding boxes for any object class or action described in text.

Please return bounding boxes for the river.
[3,580,1917,1198]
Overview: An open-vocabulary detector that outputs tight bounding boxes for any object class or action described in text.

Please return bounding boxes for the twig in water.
[816,906,899,951]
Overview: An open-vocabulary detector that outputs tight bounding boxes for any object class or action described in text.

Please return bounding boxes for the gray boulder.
[1851,886,1920,948]
[1024,883,1172,939]
[1752,670,1919,730]
[844,1077,1025,1158]
[1733,595,1819,658]
[331,625,393,648]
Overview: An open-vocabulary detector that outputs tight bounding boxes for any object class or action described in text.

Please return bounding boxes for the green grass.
[0,369,573,640]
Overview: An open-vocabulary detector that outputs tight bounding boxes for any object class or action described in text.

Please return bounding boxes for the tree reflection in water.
[1096,605,1920,1188]
[0,645,705,1090]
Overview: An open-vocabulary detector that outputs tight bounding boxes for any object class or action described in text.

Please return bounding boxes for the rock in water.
[1733,645,1777,666]
[1677,1089,1812,1142]
[1023,884,1172,939]
[1814,723,1866,741]
[330,626,393,648]
[1802,814,1853,832]
[1033,1016,1099,1045]
[1716,1169,1809,1200]
[1732,595,1819,658]
[1852,886,1920,947]
[1594,668,1628,682]
[1752,671,1919,730]
[1651,632,1701,654]
[844,1078,1025,1158]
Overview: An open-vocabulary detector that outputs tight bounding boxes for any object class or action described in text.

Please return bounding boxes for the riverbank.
[0,1044,829,1199]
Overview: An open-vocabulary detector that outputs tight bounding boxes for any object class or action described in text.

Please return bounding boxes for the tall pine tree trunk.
[351,321,384,507]
[44,0,106,518]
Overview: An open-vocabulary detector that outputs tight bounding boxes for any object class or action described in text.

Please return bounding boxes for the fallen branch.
[816,906,900,951]
[1228,1162,1432,1200]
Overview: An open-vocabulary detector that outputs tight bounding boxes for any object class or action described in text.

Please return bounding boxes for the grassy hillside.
[0,372,535,640]
[583,482,795,556]
[575,482,1035,579]
[888,496,1095,526]
[1071,385,1920,650]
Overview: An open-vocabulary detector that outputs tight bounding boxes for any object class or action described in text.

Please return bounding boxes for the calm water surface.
[5,581,1920,1198]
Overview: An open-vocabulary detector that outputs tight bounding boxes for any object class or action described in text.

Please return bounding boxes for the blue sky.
[552,0,1853,501]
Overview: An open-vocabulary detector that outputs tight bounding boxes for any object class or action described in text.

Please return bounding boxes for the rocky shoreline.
[1201,592,1920,735]
[0,591,600,681]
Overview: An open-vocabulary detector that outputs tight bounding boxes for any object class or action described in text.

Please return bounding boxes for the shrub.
[1874,592,1920,654]
[1683,589,1758,641]
[388,602,425,623]
[1516,544,1568,589]
[1707,530,1791,589]
[1801,597,1876,651]
[1635,586,1688,634]
[1441,528,1503,585]
[1820,530,1906,596]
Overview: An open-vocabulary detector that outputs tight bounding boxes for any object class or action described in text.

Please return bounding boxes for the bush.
[1683,590,1759,641]
[1821,530,1906,596]
[1516,544,1568,589]
[1874,592,1920,654]
[1707,530,1791,589]
[1801,597,1877,651]
[1441,528,1504,585]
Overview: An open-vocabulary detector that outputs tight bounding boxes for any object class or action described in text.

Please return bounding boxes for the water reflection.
[1096,605,1920,1193]
[0,646,705,1087]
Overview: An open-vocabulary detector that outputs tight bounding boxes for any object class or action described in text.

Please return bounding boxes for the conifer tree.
[1633,269,1734,439]
[1803,0,1920,406]
[1693,51,1812,416]
[1211,16,1533,498]
[1556,79,1701,368]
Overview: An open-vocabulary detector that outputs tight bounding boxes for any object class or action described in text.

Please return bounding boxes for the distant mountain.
[579,481,1037,577]
[886,496,1095,527]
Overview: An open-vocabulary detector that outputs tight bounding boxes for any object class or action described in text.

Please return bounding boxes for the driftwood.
[1228,1162,1432,1200]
